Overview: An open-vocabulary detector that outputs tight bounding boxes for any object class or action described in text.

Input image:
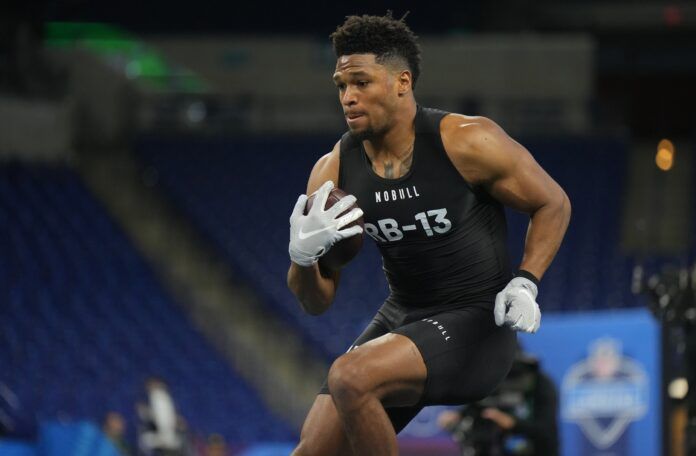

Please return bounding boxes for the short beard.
[350,127,375,141]
[350,120,391,141]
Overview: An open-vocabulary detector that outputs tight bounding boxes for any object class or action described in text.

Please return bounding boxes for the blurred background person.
[103,411,133,455]
[204,433,229,456]
[137,378,183,456]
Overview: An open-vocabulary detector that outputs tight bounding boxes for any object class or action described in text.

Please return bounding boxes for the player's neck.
[363,102,417,161]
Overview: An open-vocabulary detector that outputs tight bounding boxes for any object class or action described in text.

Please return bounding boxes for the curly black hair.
[330,13,421,89]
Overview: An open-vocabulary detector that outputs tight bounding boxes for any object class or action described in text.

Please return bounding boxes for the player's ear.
[397,70,412,96]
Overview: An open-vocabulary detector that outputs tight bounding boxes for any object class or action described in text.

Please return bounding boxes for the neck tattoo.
[384,161,395,178]
[375,143,414,179]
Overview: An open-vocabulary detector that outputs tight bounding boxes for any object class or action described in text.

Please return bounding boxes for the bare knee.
[327,355,372,407]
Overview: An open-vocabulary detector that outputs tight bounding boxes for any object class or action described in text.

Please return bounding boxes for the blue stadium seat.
[0,164,296,444]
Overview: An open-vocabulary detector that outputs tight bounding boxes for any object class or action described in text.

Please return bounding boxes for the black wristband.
[515,269,540,288]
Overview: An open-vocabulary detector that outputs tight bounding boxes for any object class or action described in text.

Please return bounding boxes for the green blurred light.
[45,22,207,93]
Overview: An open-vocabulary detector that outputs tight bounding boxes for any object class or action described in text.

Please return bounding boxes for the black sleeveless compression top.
[338,106,512,311]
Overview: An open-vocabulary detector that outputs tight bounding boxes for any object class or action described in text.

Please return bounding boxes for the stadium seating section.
[138,135,638,361]
[0,164,296,444]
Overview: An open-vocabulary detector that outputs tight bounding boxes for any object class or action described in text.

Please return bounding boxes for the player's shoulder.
[307,139,341,193]
[320,139,341,161]
[438,113,514,184]
[440,113,506,152]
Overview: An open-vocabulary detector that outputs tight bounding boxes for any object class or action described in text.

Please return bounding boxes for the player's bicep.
[453,119,562,214]
[486,147,562,214]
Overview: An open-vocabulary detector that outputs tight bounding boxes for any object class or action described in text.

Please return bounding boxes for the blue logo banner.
[520,308,660,456]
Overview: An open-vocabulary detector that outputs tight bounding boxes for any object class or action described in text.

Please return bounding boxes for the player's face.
[333,54,401,140]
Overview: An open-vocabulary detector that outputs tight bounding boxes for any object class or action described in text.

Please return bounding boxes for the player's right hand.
[288,181,363,267]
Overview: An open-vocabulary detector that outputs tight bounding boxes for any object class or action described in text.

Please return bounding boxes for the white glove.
[494,277,541,333]
[289,181,364,267]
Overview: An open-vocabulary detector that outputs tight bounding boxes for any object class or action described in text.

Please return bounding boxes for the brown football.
[304,187,364,270]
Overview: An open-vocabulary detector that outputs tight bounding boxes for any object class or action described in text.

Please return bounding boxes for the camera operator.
[438,352,558,456]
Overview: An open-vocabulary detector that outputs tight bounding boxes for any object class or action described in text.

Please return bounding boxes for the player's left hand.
[494,277,541,333]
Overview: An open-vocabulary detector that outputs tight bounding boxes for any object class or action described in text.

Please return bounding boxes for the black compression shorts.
[319,301,517,433]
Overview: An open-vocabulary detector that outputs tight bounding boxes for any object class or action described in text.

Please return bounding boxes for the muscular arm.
[442,116,571,280]
[286,142,342,315]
